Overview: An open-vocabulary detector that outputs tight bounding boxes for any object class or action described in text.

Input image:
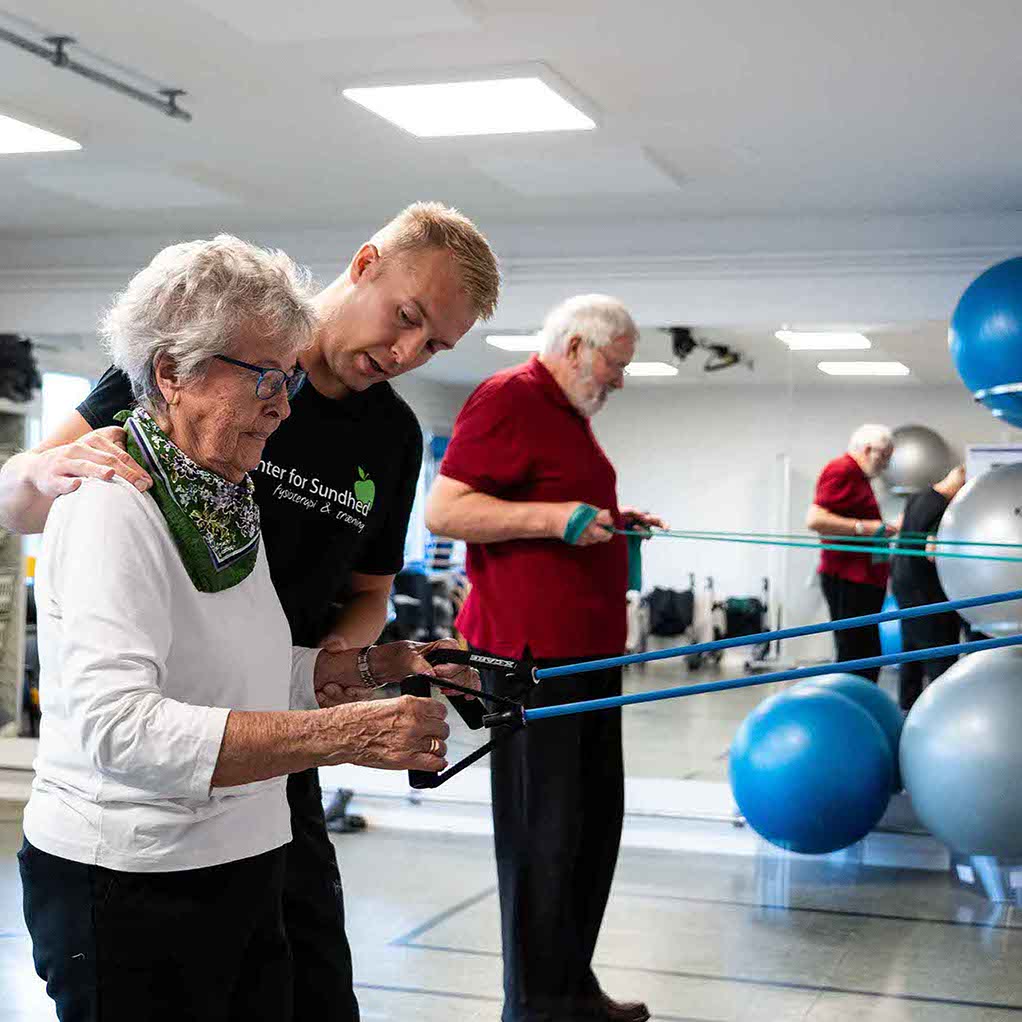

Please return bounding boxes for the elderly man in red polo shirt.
[807,423,898,682]
[427,294,662,1022]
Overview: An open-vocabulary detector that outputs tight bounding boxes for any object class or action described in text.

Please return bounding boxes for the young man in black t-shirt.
[0,202,500,1021]
[889,465,966,710]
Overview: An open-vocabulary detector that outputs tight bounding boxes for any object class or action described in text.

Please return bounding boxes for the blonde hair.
[371,202,500,321]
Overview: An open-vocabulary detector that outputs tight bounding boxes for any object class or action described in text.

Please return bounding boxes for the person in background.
[427,294,664,1022]
[890,465,967,710]
[807,424,898,682]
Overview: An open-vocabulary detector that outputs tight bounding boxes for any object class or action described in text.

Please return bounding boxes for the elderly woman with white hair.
[18,236,463,1021]
[806,422,899,681]
[425,294,664,1022]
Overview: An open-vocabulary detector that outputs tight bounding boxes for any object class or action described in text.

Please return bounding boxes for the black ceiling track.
[0,26,192,122]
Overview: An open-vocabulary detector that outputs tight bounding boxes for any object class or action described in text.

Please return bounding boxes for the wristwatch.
[853,520,864,536]
[356,644,377,688]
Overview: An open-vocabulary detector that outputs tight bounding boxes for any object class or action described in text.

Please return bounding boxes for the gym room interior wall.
[390,377,474,438]
[594,383,1012,662]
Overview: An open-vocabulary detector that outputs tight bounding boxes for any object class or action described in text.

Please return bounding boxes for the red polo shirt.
[814,452,889,588]
[440,356,628,659]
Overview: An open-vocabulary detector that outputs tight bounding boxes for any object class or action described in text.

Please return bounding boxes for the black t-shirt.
[79,367,423,645]
[889,486,949,603]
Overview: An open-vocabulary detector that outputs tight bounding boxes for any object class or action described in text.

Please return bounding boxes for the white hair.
[101,234,317,412]
[539,294,639,357]
[848,423,893,453]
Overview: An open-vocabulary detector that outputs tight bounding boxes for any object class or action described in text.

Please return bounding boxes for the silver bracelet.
[356,644,377,688]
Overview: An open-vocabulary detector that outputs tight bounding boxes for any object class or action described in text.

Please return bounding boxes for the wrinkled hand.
[28,427,152,498]
[371,638,481,700]
[324,696,449,772]
[313,638,481,708]
[620,506,668,533]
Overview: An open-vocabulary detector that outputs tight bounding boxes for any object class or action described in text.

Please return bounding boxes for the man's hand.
[620,507,668,532]
[550,502,615,545]
[314,637,481,708]
[27,427,151,497]
[322,696,450,772]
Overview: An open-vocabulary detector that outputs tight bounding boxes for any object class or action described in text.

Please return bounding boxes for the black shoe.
[324,789,367,834]
[325,812,367,834]
[573,991,650,1022]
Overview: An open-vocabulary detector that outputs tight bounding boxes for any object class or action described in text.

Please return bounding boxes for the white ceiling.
[0,0,1021,238]
[417,320,959,386]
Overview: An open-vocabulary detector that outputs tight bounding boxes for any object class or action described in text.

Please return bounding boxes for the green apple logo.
[354,467,375,509]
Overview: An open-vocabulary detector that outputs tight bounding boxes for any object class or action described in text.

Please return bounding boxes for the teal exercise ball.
[730,687,893,855]
[792,673,904,791]
[950,256,1022,428]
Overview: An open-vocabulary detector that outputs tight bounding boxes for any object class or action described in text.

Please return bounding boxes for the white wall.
[390,377,473,437]
[593,382,1013,660]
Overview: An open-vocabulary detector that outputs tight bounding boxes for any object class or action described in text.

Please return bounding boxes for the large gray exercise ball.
[936,461,1022,635]
[881,425,953,495]
[900,647,1022,858]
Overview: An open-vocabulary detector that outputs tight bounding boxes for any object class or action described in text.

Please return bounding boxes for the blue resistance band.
[527,632,1022,722]
[535,586,1022,681]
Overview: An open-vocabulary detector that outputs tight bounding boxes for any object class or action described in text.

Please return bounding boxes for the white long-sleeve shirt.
[23,477,321,872]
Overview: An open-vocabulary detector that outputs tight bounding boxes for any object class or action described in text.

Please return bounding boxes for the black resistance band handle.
[423,649,486,730]
[400,674,440,790]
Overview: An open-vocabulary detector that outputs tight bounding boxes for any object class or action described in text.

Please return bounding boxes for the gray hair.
[848,423,893,453]
[101,234,317,412]
[539,294,639,357]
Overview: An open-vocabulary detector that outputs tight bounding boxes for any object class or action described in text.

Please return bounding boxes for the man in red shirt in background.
[426,295,663,1022]
[807,423,898,682]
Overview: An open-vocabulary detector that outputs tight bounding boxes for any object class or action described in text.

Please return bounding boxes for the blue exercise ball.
[950,256,1022,426]
[730,687,894,855]
[877,592,902,657]
[792,673,904,791]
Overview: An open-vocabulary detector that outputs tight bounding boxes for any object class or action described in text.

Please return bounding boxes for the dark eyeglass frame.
[214,354,307,400]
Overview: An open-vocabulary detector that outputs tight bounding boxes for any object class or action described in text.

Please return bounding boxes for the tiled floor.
[3,808,1021,1021]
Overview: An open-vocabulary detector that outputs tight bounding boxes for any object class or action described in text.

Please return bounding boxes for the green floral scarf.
[119,408,260,593]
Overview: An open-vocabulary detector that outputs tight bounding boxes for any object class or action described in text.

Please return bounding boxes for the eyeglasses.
[214,355,307,400]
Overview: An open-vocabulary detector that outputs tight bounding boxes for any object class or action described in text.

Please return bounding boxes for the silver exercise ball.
[936,461,1022,635]
[901,647,1022,858]
[882,425,953,495]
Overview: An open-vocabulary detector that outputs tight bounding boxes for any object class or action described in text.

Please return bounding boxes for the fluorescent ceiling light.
[776,330,871,350]
[343,78,595,137]
[486,334,541,351]
[0,113,80,154]
[817,361,910,377]
[625,362,678,377]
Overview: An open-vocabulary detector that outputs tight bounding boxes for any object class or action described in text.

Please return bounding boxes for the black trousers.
[819,574,886,682]
[19,841,291,1022]
[483,657,625,1022]
[890,580,960,710]
[284,768,360,1021]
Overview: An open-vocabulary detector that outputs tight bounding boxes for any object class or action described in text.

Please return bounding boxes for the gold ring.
[429,737,441,754]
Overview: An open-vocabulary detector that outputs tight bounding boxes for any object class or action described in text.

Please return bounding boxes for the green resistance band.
[641,527,1022,550]
[612,528,1022,563]
[563,504,645,590]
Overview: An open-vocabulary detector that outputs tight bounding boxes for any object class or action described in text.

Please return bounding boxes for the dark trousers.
[820,574,886,682]
[19,841,291,1022]
[484,657,625,1022]
[284,769,360,1021]
[890,581,960,710]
